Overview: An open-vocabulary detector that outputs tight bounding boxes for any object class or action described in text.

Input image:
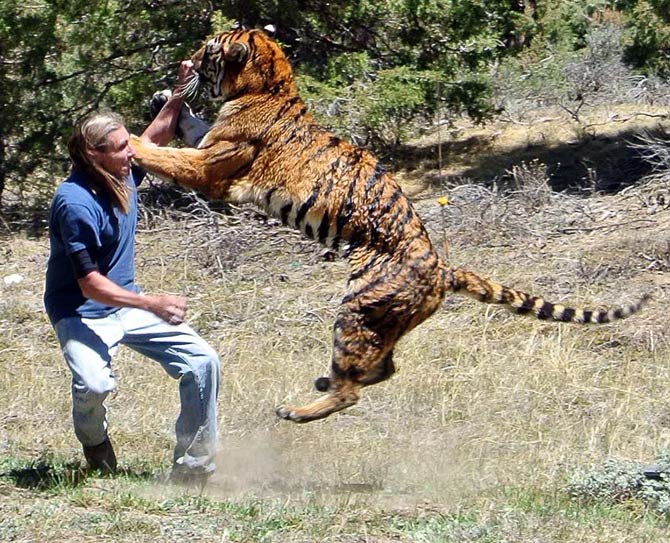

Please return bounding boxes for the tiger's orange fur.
[131,29,648,423]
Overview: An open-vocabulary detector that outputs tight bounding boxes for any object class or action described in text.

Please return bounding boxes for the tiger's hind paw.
[275,405,308,423]
[275,405,291,419]
[314,376,331,392]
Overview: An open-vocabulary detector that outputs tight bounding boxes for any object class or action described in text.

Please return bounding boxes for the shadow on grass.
[386,125,668,194]
[1,459,157,491]
[3,460,88,490]
[2,121,666,238]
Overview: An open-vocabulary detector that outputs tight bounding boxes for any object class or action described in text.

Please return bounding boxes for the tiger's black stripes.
[390,204,416,235]
[334,169,361,251]
[247,32,257,53]
[383,204,410,241]
[332,151,372,249]
[270,96,301,127]
[365,162,386,195]
[536,302,554,320]
[515,295,535,313]
[295,187,320,229]
[365,164,390,247]
[264,187,277,207]
[282,125,303,146]
[324,157,342,193]
[317,210,331,244]
[280,203,292,225]
[333,337,357,359]
[306,139,339,165]
[343,248,436,305]
[131,28,650,424]
[295,105,309,120]
[347,252,386,282]
[559,307,576,322]
[377,190,403,222]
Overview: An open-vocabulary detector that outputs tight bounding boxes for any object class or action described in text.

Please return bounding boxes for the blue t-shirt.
[44,167,145,324]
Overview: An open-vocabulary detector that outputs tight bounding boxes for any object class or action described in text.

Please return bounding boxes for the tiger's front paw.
[129,134,157,152]
[149,89,172,120]
[129,135,175,183]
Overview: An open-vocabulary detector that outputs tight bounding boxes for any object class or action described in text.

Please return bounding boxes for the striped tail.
[448,267,649,324]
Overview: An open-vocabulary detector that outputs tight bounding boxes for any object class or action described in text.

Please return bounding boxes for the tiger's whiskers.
[175,73,200,101]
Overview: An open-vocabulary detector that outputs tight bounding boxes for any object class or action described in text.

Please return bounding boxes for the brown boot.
[83,438,117,475]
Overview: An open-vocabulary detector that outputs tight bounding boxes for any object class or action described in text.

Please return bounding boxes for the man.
[44,61,219,484]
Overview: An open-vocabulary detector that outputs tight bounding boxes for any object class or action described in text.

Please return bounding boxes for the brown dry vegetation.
[395,104,670,196]
[3,107,670,541]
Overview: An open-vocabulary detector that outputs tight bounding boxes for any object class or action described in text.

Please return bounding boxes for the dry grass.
[3,163,670,539]
[395,103,670,196]
[4,105,670,538]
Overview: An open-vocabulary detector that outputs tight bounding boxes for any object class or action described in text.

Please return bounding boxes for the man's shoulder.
[54,172,96,203]
[51,173,103,223]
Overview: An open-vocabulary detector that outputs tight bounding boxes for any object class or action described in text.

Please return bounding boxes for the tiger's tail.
[447,267,650,323]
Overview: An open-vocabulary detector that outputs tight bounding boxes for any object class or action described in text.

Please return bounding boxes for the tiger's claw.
[275,405,311,423]
[275,405,292,420]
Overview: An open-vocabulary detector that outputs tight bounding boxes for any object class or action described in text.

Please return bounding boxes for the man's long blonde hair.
[67,111,131,213]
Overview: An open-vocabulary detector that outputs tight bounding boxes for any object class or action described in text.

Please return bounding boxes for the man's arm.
[78,271,187,325]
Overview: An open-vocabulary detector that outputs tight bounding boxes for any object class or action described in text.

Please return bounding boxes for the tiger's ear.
[224,42,249,63]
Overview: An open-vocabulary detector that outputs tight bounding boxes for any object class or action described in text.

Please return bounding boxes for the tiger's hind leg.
[276,353,396,423]
[275,307,399,423]
[275,379,363,423]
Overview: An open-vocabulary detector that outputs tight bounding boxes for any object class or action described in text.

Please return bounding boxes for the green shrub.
[621,0,670,77]
[300,63,446,148]
[567,452,670,515]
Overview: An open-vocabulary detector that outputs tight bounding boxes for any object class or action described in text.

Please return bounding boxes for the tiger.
[130,28,649,424]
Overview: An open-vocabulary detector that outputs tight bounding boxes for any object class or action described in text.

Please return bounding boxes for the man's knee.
[187,344,220,387]
[73,374,116,399]
[199,347,220,378]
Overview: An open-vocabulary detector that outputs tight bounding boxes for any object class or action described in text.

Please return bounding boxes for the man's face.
[93,126,135,179]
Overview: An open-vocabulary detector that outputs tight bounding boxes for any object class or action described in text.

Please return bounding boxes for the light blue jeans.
[54,306,220,475]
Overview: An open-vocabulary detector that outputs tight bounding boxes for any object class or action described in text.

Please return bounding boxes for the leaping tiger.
[130,28,649,423]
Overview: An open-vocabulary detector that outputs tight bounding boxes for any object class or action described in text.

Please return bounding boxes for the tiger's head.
[190,28,298,101]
